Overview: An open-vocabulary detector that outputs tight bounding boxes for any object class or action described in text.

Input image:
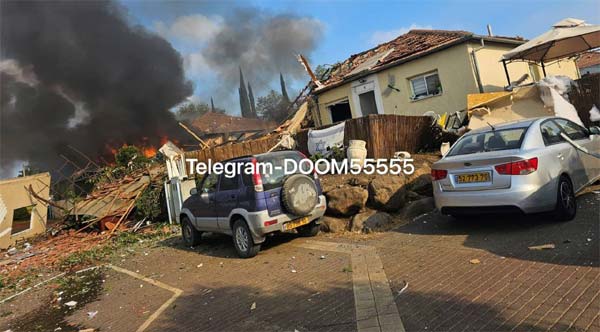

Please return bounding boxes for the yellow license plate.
[284,217,310,231]
[456,172,491,183]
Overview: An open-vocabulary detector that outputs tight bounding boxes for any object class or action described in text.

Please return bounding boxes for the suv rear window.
[256,151,307,190]
[448,128,527,156]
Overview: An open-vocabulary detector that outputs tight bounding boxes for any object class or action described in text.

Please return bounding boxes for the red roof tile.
[318,29,523,90]
[577,52,600,69]
[190,112,277,134]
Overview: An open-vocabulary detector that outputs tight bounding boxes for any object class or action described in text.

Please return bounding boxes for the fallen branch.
[25,185,67,211]
[178,122,210,149]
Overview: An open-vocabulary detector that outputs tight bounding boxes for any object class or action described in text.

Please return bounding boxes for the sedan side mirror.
[189,188,198,196]
[588,126,600,135]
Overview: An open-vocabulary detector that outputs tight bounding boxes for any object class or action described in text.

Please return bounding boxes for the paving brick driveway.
[377,192,600,332]
[3,193,597,332]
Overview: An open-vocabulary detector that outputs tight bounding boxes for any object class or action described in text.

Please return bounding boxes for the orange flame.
[141,146,157,158]
[103,135,173,161]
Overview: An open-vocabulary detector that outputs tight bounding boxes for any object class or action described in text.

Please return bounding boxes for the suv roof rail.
[220,155,254,163]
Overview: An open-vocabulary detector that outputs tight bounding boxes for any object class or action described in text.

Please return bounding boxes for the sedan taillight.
[495,157,538,175]
[431,169,448,181]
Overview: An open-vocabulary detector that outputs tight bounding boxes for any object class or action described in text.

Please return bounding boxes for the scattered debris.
[250,302,256,310]
[291,269,297,273]
[87,311,98,319]
[395,281,409,297]
[197,263,203,268]
[469,259,481,264]
[65,300,78,308]
[528,244,556,251]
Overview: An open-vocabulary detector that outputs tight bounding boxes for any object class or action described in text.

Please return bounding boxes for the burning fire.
[104,136,175,162]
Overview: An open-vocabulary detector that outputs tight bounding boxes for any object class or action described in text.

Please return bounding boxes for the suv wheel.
[297,220,320,237]
[232,219,260,258]
[554,175,576,221]
[181,216,202,246]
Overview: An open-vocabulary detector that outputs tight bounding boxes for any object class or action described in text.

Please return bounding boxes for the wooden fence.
[183,115,433,174]
[184,134,280,171]
[295,115,433,158]
[568,73,600,127]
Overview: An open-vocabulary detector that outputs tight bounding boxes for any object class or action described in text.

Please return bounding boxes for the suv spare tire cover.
[281,174,318,216]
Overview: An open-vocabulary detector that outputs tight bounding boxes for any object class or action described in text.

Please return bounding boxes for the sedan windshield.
[448,127,527,156]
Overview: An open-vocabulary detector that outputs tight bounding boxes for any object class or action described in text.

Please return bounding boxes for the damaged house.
[312,29,580,125]
[189,111,277,146]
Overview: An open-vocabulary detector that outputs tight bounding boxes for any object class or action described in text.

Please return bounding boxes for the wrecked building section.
[0,173,51,249]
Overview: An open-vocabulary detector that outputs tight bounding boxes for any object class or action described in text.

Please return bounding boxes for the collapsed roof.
[317,29,524,92]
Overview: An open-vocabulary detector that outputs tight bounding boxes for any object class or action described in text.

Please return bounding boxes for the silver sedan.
[432,117,600,221]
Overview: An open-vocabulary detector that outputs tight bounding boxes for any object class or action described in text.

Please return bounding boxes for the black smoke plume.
[200,9,323,108]
[0,0,193,177]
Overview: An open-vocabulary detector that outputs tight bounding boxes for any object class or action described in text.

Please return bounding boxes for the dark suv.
[180,150,326,258]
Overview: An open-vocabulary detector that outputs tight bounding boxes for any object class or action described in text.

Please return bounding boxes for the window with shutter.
[409,71,442,100]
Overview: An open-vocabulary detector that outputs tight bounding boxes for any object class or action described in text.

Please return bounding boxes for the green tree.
[248,82,257,116]
[175,102,224,121]
[115,146,148,168]
[314,63,340,81]
[256,90,290,123]
[239,67,255,118]
[280,72,290,103]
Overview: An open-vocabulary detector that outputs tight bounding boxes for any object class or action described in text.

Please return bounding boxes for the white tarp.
[546,88,584,126]
[590,105,600,122]
[308,122,345,156]
[502,18,600,62]
[536,75,583,126]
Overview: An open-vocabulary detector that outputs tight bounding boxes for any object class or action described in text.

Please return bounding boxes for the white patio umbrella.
[501,18,600,83]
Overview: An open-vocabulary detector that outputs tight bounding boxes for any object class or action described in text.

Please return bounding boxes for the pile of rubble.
[69,165,164,232]
[319,154,439,233]
[0,230,104,278]
[0,156,169,283]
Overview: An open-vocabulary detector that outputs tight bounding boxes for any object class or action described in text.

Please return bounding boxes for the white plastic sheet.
[537,76,583,126]
[307,122,345,156]
[590,105,600,122]
[549,88,584,126]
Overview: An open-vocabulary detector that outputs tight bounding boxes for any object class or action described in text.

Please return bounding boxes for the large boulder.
[400,197,435,220]
[363,212,393,232]
[350,209,377,232]
[320,216,349,233]
[368,176,408,211]
[407,174,433,196]
[325,187,368,216]
[406,162,433,196]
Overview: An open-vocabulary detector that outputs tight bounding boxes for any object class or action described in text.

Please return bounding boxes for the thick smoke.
[0,1,193,177]
[200,9,323,105]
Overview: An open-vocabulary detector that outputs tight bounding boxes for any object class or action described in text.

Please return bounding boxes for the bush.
[135,184,166,221]
[115,146,149,168]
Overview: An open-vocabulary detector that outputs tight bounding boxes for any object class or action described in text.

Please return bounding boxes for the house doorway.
[329,100,352,123]
[359,91,378,116]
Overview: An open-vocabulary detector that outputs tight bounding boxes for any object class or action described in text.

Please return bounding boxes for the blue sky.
[122,0,600,114]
